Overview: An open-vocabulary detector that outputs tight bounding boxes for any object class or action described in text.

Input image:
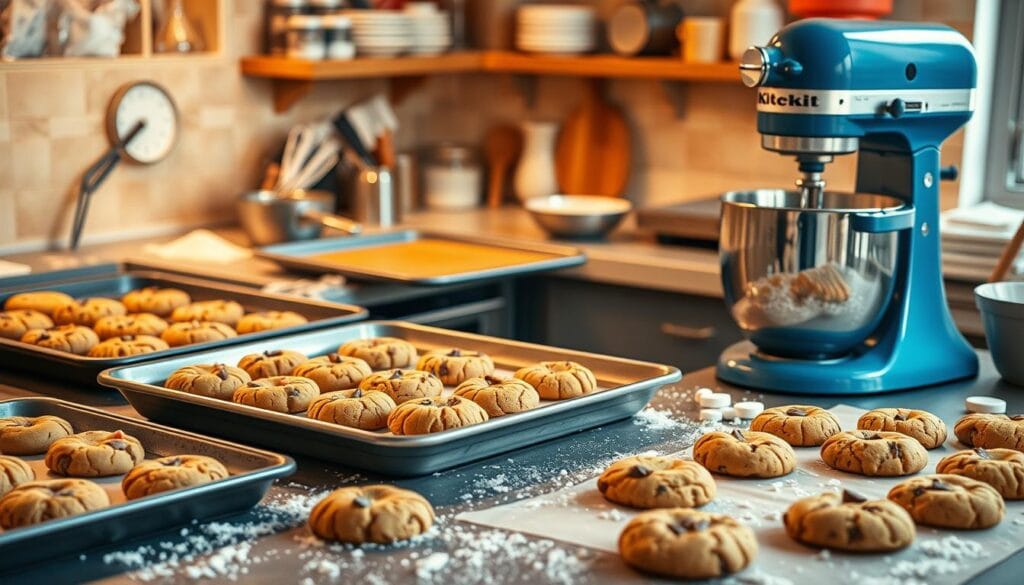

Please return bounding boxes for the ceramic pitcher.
[514,121,559,202]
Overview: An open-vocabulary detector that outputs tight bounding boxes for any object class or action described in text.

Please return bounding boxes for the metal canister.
[350,167,400,227]
[267,0,311,55]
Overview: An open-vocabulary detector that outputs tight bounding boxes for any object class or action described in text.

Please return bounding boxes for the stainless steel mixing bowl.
[525,195,632,239]
[719,189,911,358]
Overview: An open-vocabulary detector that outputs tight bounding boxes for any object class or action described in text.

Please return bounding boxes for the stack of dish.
[515,4,597,55]
[404,3,452,55]
[345,10,413,57]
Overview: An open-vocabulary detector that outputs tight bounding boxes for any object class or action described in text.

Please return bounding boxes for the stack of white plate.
[345,10,413,57]
[404,3,452,55]
[515,4,597,55]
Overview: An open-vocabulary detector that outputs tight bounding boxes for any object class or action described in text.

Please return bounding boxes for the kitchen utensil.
[238,190,361,246]
[484,124,523,207]
[719,19,977,394]
[679,17,724,64]
[99,321,680,477]
[555,83,630,197]
[332,110,376,166]
[524,194,631,239]
[349,166,399,227]
[278,136,341,194]
[975,282,1024,386]
[988,219,1024,282]
[729,0,782,60]
[514,121,559,202]
[607,0,683,57]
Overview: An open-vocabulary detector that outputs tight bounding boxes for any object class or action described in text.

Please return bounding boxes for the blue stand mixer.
[716,19,979,394]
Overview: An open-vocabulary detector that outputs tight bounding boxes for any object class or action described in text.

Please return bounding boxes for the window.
[983,0,1024,208]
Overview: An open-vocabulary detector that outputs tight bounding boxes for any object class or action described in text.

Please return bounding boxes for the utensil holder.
[349,166,400,227]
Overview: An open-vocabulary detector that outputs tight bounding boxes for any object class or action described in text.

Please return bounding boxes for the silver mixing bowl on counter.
[719,189,914,359]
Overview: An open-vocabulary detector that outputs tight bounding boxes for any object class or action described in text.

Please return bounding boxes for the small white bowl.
[524,195,632,238]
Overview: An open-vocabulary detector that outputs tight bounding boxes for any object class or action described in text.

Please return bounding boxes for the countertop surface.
[0,353,1019,584]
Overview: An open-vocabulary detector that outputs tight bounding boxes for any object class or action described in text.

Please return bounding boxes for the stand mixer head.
[716,18,979,394]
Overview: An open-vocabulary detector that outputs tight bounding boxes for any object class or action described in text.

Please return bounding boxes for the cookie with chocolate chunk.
[170,300,244,327]
[292,353,372,392]
[160,321,237,347]
[45,430,145,477]
[784,490,915,552]
[237,349,307,379]
[0,479,110,529]
[954,413,1024,451]
[307,388,396,430]
[858,408,947,449]
[232,376,319,414]
[122,287,191,317]
[936,448,1024,500]
[387,395,488,435]
[87,334,169,358]
[693,429,796,478]
[308,485,435,544]
[121,455,229,500]
[453,376,540,417]
[3,291,74,316]
[887,474,1004,529]
[337,337,417,370]
[21,325,99,355]
[0,309,53,340]
[165,364,251,400]
[93,313,168,340]
[236,311,308,334]
[359,369,443,404]
[514,361,597,400]
[750,405,841,447]
[52,297,126,327]
[598,455,715,509]
[820,430,928,477]
[417,348,495,386]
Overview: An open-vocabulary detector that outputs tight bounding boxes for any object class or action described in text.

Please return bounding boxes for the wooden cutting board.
[555,82,631,197]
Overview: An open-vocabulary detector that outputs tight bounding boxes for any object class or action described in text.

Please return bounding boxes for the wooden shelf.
[482,52,739,81]
[240,52,484,80]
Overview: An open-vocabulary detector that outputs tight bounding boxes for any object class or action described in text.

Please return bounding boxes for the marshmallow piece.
[694,387,714,402]
[966,396,1006,414]
[735,401,765,419]
[699,408,723,423]
[699,392,731,409]
[722,406,738,420]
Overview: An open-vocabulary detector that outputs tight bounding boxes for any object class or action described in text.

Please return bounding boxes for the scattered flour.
[632,407,681,430]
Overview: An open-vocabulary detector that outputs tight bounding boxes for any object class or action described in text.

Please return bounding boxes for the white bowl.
[525,195,632,238]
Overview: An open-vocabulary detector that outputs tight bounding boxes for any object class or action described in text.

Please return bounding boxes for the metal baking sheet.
[99,321,681,477]
[0,270,368,385]
[0,397,295,572]
[256,230,586,285]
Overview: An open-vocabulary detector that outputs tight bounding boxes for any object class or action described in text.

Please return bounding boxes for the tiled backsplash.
[0,0,974,251]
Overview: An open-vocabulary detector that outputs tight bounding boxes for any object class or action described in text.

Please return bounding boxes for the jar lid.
[287,14,324,29]
[322,14,352,28]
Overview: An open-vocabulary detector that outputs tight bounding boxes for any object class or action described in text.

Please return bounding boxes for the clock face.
[108,81,179,165]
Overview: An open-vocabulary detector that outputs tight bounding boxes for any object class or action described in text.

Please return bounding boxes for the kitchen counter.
[0,353,1019,584]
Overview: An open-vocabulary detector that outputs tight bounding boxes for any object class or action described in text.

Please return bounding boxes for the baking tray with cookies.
[98,321,681,477]
[0,397,295,572]
[0,269,368,385]
[256,229,587,285]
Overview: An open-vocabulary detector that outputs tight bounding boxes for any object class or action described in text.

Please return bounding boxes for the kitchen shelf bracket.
[660,81,687,119]
[271,79,314,114]
[513,75,538,109]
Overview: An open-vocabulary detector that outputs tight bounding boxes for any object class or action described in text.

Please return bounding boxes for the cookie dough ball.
[693,429,796,478]
[598,455,715,509]
[93,313,168,340]
[514,361,598,400]
[0,456,34,496]
[165,364,252,400]
[237,349,307,379]
[236,311,308,334]
[784,490,915,552]
[232,376,319,414]
[0,479,110,529]
[888,474,1005,530]
[21,325,99,355]
[309,485,435,544]
[858,408,947,449]
[292,353,372,392]
[88,335,169,358]
[387,395,489,435]
[417,349,495,385]
[618,509,757,580]
[820,430,928,477]
[954,413,1024,451]
[359,369,443,404]
[338,337,418,370]
[3,291,74,316]
[121,455,230,500]
[121,287,191,317]
[170,300,245,327]
[0,415,74,455]
[161,321,237,347]
[52,297,126,327]
[45,430,145,477]
[454,376,540,417]
[936,448,1024,500]
[307,389,397,430]
[750,405,841,447]
[0,310,53,340]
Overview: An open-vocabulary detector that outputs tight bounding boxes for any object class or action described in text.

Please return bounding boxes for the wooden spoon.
[989,219,1024,283]
[484,125,523,207]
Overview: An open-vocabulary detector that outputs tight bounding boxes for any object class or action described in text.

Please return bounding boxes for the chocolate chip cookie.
[888,474,1005,529]
[0,309,53,340]
[309,485,435,544]
[235,311,308,334]
[750,405,841,447]
[417,349,495,385]
[784,489,915,552]
[936,448,1024,500]
[87,334,170,358]
[0,415,74,455]
[514,361,598,400]
[52,297,127,327]
[170,300,245,327]
[121,455,230,500]
[3,291,74,316]
[954,413,1024,451]
[618,509,757,580]
[858,408,947,450]
[693,429,796,478]
[0,455,34,496]
[237,349,307,379]
[165,364,252,400]
[387,395,489,435]
[21,325,99,355]
[121,287,191,317]
[232,376,319,414]
[359,369,443,404]
[598,455,715,509]
[338,337,418,370]
[45,430,145,477]
[820,430,928,476]
[453,375,540,417]
[93,313,168,340]
[0,479,110,529]
[307,388,397,430]
[160,320,237,347]
[291,353,372,392]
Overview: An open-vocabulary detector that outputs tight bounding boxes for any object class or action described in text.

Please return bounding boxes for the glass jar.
[323,14,354,60]
[268,0,310,55]
[286,14,327,60]
[423,144,483,211]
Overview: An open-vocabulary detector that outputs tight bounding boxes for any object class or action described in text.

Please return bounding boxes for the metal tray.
[256,230,586,285]
[0,270,368,385]
[0,397,295,572]
[99,321,681,477]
